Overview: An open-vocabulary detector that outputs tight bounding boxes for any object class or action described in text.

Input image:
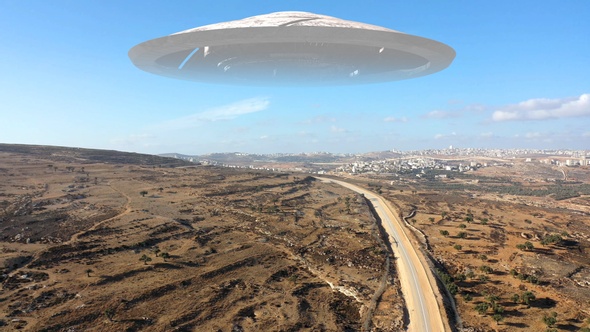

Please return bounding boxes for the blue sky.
[1,1,589,154]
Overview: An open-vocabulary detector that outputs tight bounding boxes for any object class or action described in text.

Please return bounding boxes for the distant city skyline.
[1,1,589,154]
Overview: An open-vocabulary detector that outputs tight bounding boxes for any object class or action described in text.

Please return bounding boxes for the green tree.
[140,254,152,265]
[440,230,449,237]
[140,190,148,197]
[459,223,467,229]
[160,252,170,262]
[475,302,489,315]
[541,234,562,246]
[486,294,500,304]
[454,244,463,250]
[480,265,493,274]
[542,312,557,328]
[524,241,534,250]
[85,269,93,277]
[521,291,535,307]
[344,197,351,214]
[447,282,458,295]
[526,275,539,284]
[511,293,520,303]
[457,231,468,239]
[492,313,504,325]
[492,303,504,314]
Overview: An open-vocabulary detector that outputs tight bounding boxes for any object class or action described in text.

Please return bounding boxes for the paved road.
[317,177,446,332]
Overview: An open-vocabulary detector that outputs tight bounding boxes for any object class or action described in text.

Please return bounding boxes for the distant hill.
[0,143,192,167]
[160,151,403,165]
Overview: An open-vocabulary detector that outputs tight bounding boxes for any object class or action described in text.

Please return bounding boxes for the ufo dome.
[129,11,455,86]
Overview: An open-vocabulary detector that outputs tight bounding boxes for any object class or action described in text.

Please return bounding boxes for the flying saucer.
[129,11,455,86]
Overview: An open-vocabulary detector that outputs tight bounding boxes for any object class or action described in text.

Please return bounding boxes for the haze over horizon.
[1,1,589,155]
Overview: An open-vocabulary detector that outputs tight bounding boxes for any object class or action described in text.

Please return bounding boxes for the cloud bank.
[492,93,590,121]
[384,116,408,123]
[158,97,270,130]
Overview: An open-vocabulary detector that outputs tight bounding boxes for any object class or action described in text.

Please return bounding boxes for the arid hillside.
[349,160,590,332]
[0,146,404,331]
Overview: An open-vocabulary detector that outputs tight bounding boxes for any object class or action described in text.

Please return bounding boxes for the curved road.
[317,177,446,332]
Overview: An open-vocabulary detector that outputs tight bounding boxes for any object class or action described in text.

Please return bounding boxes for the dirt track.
[318,177,447,332]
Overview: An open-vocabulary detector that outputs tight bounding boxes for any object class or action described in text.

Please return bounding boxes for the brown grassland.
[2,144,590,331]
[0,146,404,331]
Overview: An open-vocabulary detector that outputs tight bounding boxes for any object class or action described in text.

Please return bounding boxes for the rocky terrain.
[0,145,404,331]
[3,143,589,331]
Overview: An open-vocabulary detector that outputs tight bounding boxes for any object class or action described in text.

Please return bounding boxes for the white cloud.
[384,116,408,123]
[583,132,590,137]
[525,132,542,139]
[156,97,270,130]
[492,93,590,121]
[464,104,487,113]
[423,104,486,119]
[434,132,457,140]
[330,125,347,133]
[480,132,494,138]
[423,110,460,119]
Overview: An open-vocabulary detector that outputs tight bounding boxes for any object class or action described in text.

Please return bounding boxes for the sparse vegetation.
[435,269,458,295]
[542,312,558,328]
[517,241,535,251]
[0,146,403,331]
[140,254,152,265]
[522,291,536,307]
[475,302,489,315]
[492,313,504,324]
[541,234,563,246]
